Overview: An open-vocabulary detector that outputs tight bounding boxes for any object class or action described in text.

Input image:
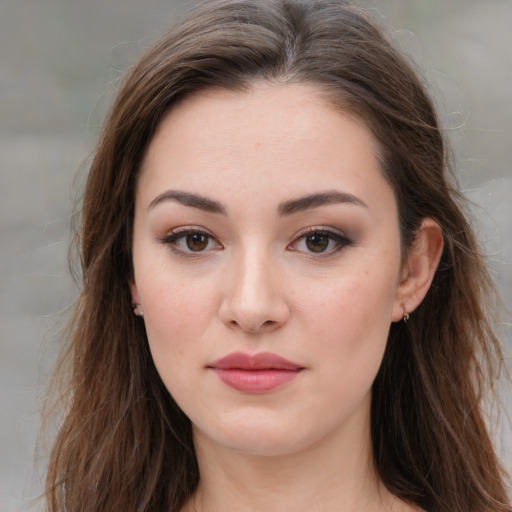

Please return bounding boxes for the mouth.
[207,352,304,393]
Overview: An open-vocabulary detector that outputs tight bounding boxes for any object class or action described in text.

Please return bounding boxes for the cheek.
[305,267,396,328]
[136,264,219,356]
[138,271,222,403]
[297,257,399,367]
[298,272,395,418]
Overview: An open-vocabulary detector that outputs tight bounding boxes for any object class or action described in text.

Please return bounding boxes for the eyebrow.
[278,190,367,216]
[147,189,367,216]
[148,190,227,214]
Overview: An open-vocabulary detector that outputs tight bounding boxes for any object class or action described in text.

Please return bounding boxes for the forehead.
[138,83,392,214]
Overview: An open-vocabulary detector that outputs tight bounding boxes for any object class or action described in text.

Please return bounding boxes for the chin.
[192,414,327,458]
[216,434,311,457]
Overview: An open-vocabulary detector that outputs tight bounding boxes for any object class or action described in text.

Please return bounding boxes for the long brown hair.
[43,1,510,511]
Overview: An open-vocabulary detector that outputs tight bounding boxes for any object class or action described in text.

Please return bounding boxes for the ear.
[392,218,444,322]
[129,279,141,306]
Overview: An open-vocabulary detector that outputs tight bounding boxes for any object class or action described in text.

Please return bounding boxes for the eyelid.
[159,226,223,257]
[287,226,352,256]
[158,225,351,258]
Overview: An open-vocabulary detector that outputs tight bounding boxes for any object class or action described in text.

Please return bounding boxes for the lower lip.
[211,368,302,393]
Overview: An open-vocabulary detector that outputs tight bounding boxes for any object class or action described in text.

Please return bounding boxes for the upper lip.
[207,351,303,371]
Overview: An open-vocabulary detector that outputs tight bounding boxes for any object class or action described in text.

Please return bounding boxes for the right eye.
[160,228,223,256]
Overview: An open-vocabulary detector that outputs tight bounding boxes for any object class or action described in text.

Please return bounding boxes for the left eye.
[290,230,350,255]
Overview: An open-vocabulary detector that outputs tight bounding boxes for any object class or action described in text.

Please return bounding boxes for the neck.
[184,401,408,512]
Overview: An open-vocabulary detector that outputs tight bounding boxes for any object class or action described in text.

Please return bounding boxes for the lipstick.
[207,352,304,393]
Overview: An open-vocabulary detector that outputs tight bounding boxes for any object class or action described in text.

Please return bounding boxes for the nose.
[218,248,290,334]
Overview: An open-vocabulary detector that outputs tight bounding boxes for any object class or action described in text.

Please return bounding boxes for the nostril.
[228,318,278,333]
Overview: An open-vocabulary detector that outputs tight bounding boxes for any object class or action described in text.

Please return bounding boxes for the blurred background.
[0,0,511,510]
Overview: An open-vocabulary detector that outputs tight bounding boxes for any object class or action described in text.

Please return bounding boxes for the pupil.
[186,233,208,251]
[306,234,328,252]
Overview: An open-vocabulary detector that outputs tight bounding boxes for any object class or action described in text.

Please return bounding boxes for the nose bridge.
[220,240,288,332]
[237,243,272,300]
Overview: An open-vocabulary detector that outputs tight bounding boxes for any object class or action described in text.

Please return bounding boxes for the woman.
[44,1,510,511]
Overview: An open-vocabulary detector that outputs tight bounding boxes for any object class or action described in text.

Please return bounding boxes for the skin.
[130,83,443,512]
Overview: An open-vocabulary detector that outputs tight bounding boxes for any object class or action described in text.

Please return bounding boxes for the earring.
[132,304,144,317]
[402,305,409,323]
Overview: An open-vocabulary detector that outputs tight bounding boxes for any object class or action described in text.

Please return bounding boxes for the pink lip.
[207,352,304,393]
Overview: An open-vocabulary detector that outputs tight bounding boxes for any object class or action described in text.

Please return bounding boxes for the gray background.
[1,0,511,510]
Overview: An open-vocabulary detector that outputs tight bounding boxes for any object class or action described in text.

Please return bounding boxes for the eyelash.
[288,227,352,257]
[159,226,352,258]
[159,227,222,257]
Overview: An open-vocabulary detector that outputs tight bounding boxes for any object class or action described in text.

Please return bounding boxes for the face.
[131,84,406,457]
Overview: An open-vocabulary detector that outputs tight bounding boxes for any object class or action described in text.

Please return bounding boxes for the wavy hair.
[44,1,510,511]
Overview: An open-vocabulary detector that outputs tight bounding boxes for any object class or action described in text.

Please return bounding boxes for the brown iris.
[305,234,329,253]
[186,233,209,251]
